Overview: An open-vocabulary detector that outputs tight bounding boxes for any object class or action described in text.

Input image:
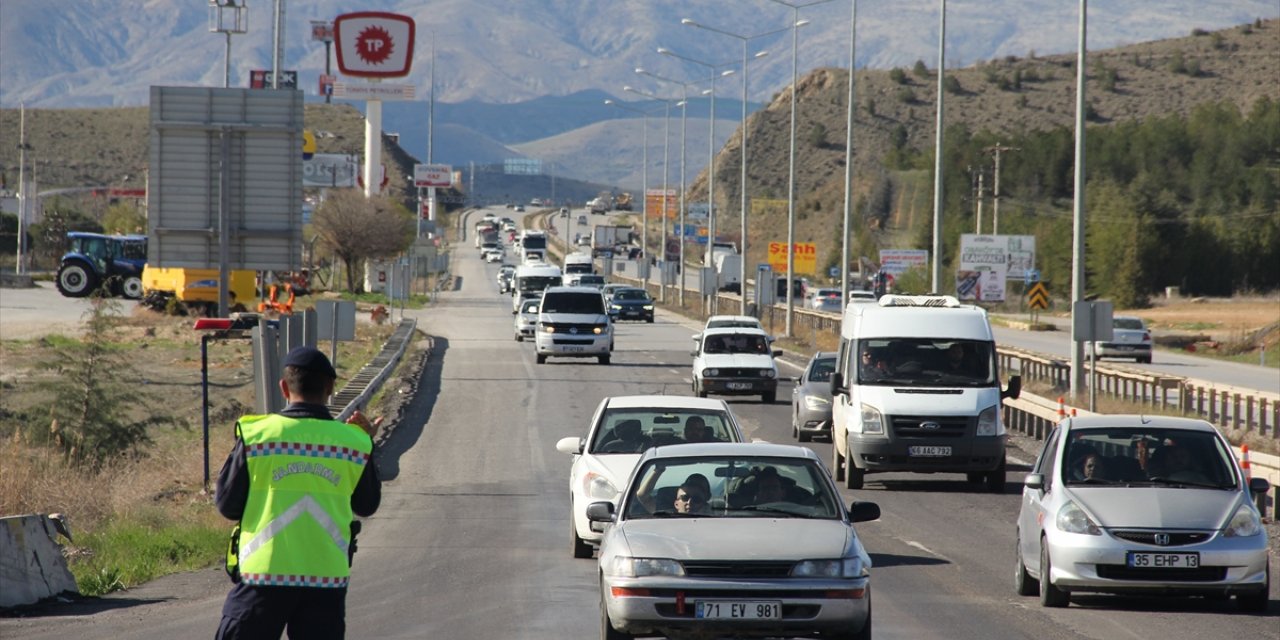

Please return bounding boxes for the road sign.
[414,164,452,188]
[334,12,415,78]
[1027,282,1049,310]
[767,242,817,275]
[332,82,416,100]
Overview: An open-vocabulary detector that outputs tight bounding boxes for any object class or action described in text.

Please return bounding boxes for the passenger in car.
[600,419,650,453]
[1078,453,1107,481]
[682,416,716,443]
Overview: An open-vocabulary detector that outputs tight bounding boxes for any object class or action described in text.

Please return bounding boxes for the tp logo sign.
[334,12,415,78]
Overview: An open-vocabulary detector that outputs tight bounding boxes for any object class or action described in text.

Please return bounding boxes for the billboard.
[334,12,415,78]
[645,189,677,219]
[879,249,928,276]
[768,242,817,275]
[303,154,358,187]
[956,264,1007,302]
[959,234,1036,280]
[414,164,453,188]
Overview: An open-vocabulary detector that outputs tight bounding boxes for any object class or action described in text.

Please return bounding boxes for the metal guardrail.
[329,317,417,422]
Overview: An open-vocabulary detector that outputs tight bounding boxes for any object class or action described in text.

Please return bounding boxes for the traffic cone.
[1241,444,1252,483]
[1071,408,1078,417]
[1057,397,1066,422]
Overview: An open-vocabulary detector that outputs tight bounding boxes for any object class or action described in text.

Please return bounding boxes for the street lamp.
[657,47,738,314]
[604,99,658,283]
[625,86,684,303]
[635,67,705,308]
[682,18,789,315]
[208,0,248,89]
[841,0,858,307]
[767,0,833,336]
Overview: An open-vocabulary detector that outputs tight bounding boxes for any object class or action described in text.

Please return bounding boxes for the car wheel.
[1039,539,1070,607]
[646,316,654,323]
[1236,565,1269,612]
[598,355,611,365]
[536,354,547,364]
[121,276,144,299]
[966,472,983,483]
[845,463,865,490]
[571,502,593,559]
[831,441,846,482]
[762,391,776,404]
[1014,534,1038,596]
[515,334,523,342]
[1138,356,1152,364]
[601,579,633,640]
[986,456,1007,493]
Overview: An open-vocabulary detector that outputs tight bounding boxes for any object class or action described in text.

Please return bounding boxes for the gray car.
[791,351,836,442]
[1015,414,1270,611]
[591,442,879,640]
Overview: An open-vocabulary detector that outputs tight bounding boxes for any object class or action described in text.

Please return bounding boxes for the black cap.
[282,346,337,379]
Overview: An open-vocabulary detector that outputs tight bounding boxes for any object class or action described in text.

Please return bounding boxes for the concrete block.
[0,514,78,608]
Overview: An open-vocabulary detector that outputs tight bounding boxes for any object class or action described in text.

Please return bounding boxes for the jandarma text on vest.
[272,462,342,486]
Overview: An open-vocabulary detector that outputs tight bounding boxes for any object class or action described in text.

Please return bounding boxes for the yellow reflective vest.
[235,414,373,588]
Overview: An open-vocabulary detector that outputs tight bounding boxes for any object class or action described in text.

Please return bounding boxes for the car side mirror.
[555,436,583,455]
[690,350,699,358]
[585,501,616,523]
[512,309,518,315]
[1248,477,1270,494]
[830,372,845,397]
[1023,473,1045,491]
[772,350,783,358]
[847,501,881,523]
[1002,375,1022,400]
[692,333,701,342]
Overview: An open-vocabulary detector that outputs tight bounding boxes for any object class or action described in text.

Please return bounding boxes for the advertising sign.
[310,21,334,43]
[334,12,415,78]
[768,242,817,275]
[414,164,453,188]
[955,264,1007,302]
[249,70,297,89]
[959,234,1035,280]
[687,202,711,220]
[331,83,415,100]
[879,249,928,276]
[303,154,358,187]
[645,189,677,219]
[318,74,336,97]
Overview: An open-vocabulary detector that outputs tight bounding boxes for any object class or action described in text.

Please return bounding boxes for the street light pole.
[208,1,248,89]
[1070,0,1089,398]
[930,0,947,294]
[626,86,681,302]
[841,0,858,305]
[682,18,790,315]
[605,99,654,283]
[767,0,833,335]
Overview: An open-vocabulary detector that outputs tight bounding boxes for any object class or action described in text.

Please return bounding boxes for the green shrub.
[889,68,907,85]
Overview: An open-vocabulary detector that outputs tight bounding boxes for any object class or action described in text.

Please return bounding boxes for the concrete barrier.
[0,514,78,608]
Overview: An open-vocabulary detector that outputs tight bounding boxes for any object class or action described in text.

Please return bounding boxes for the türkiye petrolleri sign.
[334,12,415,78]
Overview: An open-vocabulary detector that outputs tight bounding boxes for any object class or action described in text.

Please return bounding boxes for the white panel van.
[828,295,1021,492]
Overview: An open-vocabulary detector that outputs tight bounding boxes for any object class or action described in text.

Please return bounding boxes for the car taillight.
[1143,332,1151,342]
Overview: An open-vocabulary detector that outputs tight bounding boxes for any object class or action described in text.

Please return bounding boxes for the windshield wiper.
[733,505,822,518]
[650,510,702,518]
[1143,477,1228,490]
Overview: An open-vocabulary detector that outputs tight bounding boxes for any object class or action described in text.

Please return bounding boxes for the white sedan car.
[514,298,539,341]
[691,327,781,404]
[1015,414,1270,610]
[554,396,747,559]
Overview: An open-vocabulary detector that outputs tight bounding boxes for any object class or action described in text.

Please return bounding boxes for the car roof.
[640,441,821,461]
[706,315,759,325]
[603,395,733,410]
[809,351,838,360]
[543,285,603,294]
[1063,415,1217,433]
[702,327,769,337]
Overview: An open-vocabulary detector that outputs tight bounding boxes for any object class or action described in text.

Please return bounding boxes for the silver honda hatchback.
[1014,415,1271,611]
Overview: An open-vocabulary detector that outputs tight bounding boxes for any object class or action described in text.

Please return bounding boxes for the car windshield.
[854,338,995,386]
[808,357,836,382]
[612,289,648,301]
[1063,428,1236,488]
[589,409,740,454]
[625,457,839,519]
[707,319,760,330]
[703,333,770,355]
[518,275,560,292]
[541,292,603,314]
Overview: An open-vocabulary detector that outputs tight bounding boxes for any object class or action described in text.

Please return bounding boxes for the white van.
[535,286,613,364]
[563,252,594,276]
[828,295,1020,492]
[511,263,562,313]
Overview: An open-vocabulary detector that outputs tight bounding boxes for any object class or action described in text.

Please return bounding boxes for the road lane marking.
[902,540,949,562]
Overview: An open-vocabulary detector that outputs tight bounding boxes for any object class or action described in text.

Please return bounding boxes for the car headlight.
[593,326,604,334]
[642,305,653,310]
[859,403,884,434]
[792,557,867,578]
[1056,500,1101,535]
[1223,504,1263,538]
[704,368,719,377]
[803,395,831,410]
[610,304,622,311]
[543,325,555,333]
[761,369,776,378]
[606,556,685,578]
[584,472,618,501]
[975,405,1002,436]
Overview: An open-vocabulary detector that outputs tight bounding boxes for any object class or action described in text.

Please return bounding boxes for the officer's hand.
[346,410,384,439]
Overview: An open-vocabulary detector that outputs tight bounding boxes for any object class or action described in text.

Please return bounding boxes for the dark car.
[608,287,655,323]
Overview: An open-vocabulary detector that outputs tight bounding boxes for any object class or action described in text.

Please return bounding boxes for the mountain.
[2,0,1274,109]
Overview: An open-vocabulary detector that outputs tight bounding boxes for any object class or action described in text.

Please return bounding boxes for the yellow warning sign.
[1027,282,1049,310]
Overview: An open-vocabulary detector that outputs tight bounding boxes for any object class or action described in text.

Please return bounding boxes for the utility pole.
[985,142,1019,234]
[974,168,984,234]
[16,103,29,275]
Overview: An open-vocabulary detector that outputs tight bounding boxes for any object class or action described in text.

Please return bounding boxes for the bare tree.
[311,190,415,292]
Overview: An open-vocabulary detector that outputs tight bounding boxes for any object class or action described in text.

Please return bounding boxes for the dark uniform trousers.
[215,583,347,640]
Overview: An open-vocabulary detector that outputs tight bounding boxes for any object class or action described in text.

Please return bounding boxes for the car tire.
[571,502,593,559]
[515,334,523,342]
[1138,356,1152,364]
[1039,539,1070,607]
[1236,565,1269,612]
[121,276,144,299]
[1014,534,1038,596]
[598,355,611,365]
[536,354,547,364]
[986,456,1007,493]
[601,579,633,640]
[845,462,865,490]
[762,391,776,404]
[832,442,846,482]
[646,316,654,323]
[966,472,983,484]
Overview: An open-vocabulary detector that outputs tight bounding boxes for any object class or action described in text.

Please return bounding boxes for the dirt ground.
[1132,297,1280,336]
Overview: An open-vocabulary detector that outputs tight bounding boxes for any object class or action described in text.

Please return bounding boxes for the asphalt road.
[5,227,1275,639]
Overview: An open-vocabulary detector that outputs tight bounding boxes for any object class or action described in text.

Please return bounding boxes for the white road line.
[903,540,949,562]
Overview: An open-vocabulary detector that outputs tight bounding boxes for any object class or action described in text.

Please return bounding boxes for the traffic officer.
[214,346,382,639]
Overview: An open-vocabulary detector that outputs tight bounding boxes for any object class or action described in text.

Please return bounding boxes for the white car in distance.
[554,395,747,558]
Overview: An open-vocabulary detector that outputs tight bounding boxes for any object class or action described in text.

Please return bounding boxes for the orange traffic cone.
[1241,444,1252,483]
[1057,396,1066,422]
